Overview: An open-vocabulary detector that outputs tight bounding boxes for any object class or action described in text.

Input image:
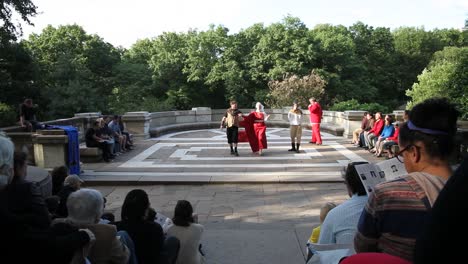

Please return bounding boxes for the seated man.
[85,121,114,162]
[19,98,43,132]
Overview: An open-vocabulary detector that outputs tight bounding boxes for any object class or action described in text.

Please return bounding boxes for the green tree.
[24,24,121,118]
[407,47,468,119]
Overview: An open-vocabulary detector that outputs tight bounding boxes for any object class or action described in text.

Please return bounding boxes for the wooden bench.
[79,144,102,163]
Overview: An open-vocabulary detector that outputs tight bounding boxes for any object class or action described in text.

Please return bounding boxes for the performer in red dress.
[308,97,323,145]
[243,102,270,155]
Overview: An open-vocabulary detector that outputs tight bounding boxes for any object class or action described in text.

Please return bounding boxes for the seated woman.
[164,200,205,264]
[371,115,395,157]
[85,120,114,162]
[379,122,400,158]
[354,98,459,262]
[53,188,129,264]
[115,189,179,264]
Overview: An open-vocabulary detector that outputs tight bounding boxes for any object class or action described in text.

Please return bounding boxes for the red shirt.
[369,119,384,136]
[387,127,399,142]
[308,103,323,123]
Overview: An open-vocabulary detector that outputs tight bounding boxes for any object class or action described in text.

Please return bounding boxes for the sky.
[18,0,468,48]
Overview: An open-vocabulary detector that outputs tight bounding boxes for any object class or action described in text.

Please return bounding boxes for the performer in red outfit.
[308,97,323,145]
[243,102,269,155]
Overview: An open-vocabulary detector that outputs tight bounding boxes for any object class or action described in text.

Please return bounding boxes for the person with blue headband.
[354,97,460,262]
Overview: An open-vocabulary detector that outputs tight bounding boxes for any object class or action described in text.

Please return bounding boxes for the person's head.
[45,195,60,214]
[292,101,299,110]
[146,207,157,222]
[398,98,459,173]
[230,100,238,109]
[67,188,104,224]
[0,133,15,187]
[375,112,382,120]
[101,212,115,223]
[363,112,368,117]
[113,115,119,121]
[64,174,84,190]
[393,121,400,129]
[51,165,68,193]
[403,110,410,121]
[366,112,373,119]
[24,98,33,107]
[319,202,337,223]
[93,120,101,129]
[255,102,264,112]
[13,151,28,183]
[384,115,393,126]
[309,97,316,104]
[343,161,368,197]
[121,189,150,222]
[172,200,194,227]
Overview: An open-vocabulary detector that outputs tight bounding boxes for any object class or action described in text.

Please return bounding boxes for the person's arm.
[317,211,335,244]
[109,235,130,264]
[19,105,26,127]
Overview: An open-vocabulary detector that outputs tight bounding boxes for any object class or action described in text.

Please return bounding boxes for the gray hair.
[0,133,14,186]
[67,188,104,224]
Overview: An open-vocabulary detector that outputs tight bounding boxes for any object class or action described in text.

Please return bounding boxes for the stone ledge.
[79,145,102,163]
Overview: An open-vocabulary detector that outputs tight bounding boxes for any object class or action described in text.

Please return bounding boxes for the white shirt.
[288,111,302,125]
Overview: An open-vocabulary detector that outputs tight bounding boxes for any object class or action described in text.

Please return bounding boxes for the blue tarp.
[45,125,81,175]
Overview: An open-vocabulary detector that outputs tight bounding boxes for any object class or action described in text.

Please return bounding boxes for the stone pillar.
[74,112,101,129]
[343,111,367,139]
[122,111,151,139]
[192,107,212,122]
[32,130,68,170]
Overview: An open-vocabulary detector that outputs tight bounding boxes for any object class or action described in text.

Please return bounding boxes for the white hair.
[67,188,104,224]
[0,133,14,186]
[255,102,264,112]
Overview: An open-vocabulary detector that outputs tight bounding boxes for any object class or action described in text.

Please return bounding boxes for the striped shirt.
[355,173,445,261]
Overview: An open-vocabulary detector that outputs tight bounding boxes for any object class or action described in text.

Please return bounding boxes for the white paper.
[354,158,408,195]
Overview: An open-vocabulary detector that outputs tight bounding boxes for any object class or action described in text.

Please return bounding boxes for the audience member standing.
[308,97,323,145]
[354,98,459,261]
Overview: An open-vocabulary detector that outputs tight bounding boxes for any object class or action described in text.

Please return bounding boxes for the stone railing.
[2,108,467,168]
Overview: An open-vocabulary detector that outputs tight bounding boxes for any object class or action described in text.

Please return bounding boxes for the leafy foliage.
[407,47,468,119]
[329,99,391,114]
[266,70,326,108]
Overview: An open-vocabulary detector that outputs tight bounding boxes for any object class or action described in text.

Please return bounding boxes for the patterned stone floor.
[81,128,376,183]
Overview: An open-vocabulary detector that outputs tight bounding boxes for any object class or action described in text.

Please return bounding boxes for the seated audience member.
[413,158,468,264]
[118,115,134,148]
[0,133,95,264]
[53,188,129,264]
[371,115,395,157]
[308,202,337,244]
[56,174,83,217]
[108,115,128,154]
[85,120,114,162]
[318,162,368,244]
[165,200,205,264]
[363,112,384,149]
[358,113,374,147]
[352,112,368,145]
[45,195,60,219]
[354,98,459,262]
[380,122,400,158]
[19,98,43,132]
[6,151,51,228]
[51,165,68,195]
[116,189,179,264]
[99,197,116,224]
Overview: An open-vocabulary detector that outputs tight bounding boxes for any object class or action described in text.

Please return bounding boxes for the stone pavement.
[80,128,383,264]
[81,128,381,183]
